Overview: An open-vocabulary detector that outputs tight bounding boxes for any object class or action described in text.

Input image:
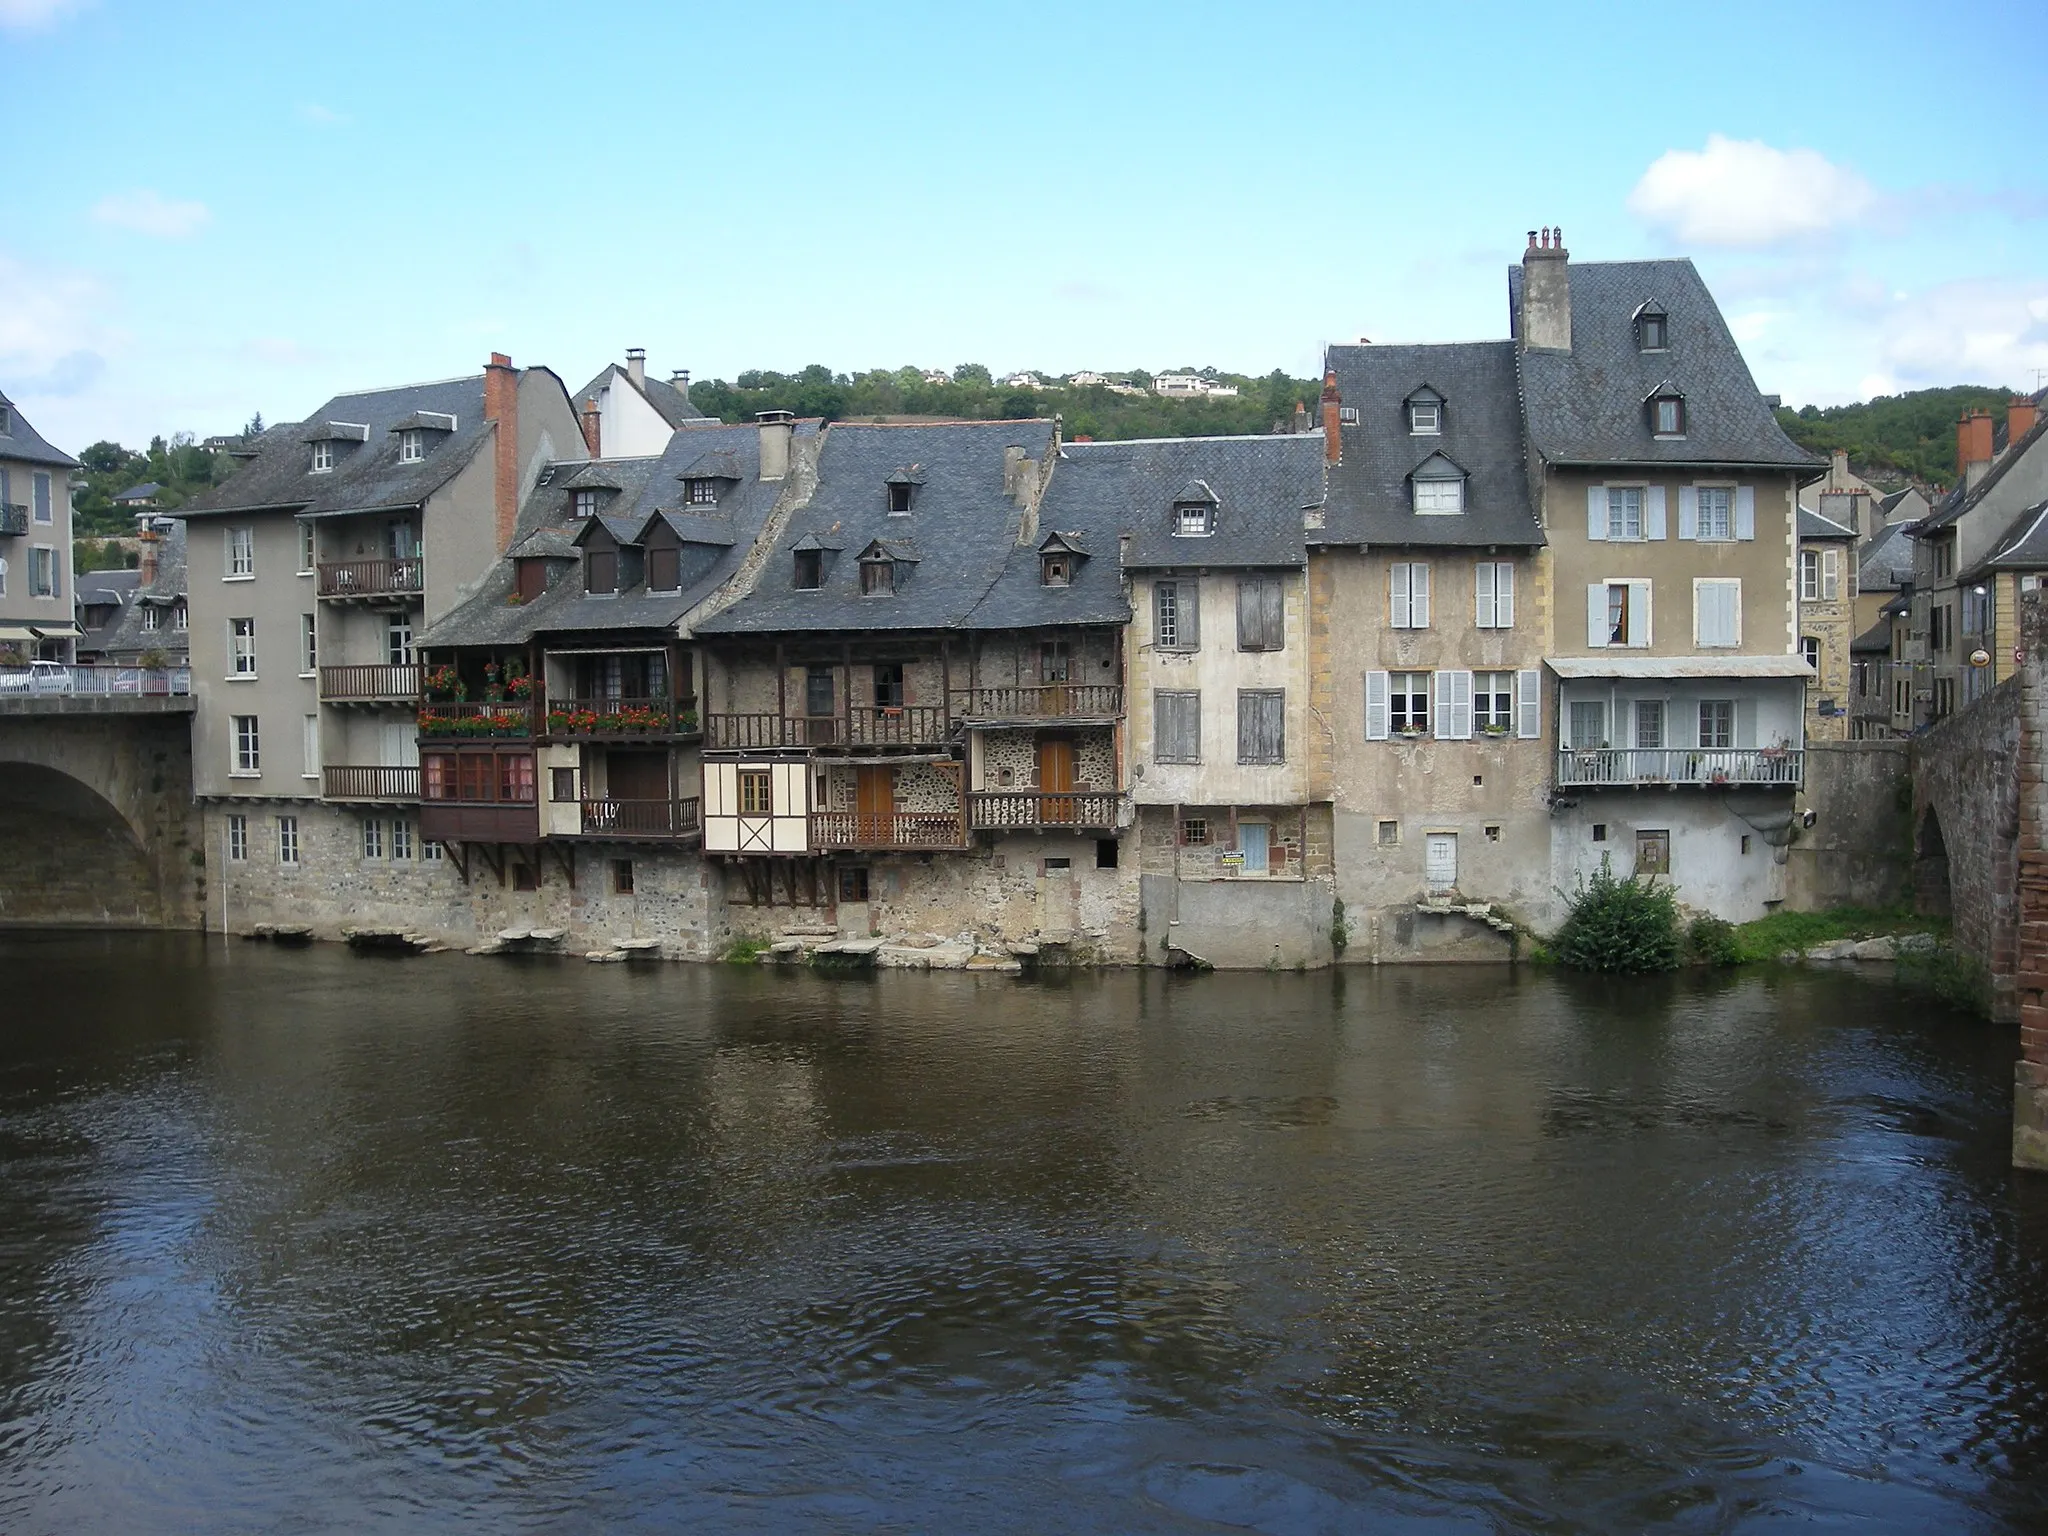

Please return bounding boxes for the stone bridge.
[0,697,203,929]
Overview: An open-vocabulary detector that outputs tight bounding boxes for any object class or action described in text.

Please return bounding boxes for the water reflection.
[1,932,2045,1532]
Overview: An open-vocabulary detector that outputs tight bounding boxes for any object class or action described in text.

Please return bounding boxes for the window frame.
[793,548,823,590]
[1153,579,1200,652]
[858,556,895,596]
[1474,670,1515,732]
[226,525,255,579]
[687,478,720,507]
[231,714,261,775]
[277,815,300,867]
[1390,670,1431,735]
[1408,401,1441,435]
[229,616,258,676]
[32,471,52,523]
[1475,561,1515,629]
[1698,699,1735,750]
[737,768,773,816]
[226,814,247,862]
[310,440,334,474]
[398,429,423,464]
[1173,503,1214,538]
[1652,395,1686,438]
[1695,485,1733,541]
[1413,475,1464,515]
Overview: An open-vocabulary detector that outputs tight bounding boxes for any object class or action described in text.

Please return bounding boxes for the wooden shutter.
[1677,485,1698,539]
[1587,485,1608,540]
[1823,549,1840,599]
[1496,563,1514,628]
[1628,580,1652,646]
[1364,671,1391,740]
[1262,577,1284,650]
[1735,485,1756,540]
[1155,690,1200,762]
[1436,669,1473,740]
[1412,563,1430,628]
[1238,691,1284,763]
[1237,579,1259,650]
[1390,563,1412,628]
[1588,584,1608,648]
[1645,486,1667,540]
[1516,669,1541,738]
[1474,562,1496,629]
[1182,582,1200,649]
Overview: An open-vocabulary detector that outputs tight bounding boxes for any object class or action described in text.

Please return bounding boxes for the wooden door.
[1038,736,1075,825]
[856,766,893,844]
[1039,641,1071,716]
[608,751,668,803]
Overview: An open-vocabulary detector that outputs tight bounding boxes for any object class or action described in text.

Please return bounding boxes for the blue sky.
[4,0,2045,449]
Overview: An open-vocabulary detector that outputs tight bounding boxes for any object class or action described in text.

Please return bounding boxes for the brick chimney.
[1519,226,1572,352]
[2012,395,2040,448]
[1958,408,1996,489]
[579,396,601,458]
[1292,400,1308,434]
[1320,366,1342,465]
[626,348,646,390]
[483,352,520,551]
[138,524,160,586]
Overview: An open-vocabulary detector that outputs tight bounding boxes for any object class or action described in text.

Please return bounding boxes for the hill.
[1776,385,2020,490]
[71,429,252,538]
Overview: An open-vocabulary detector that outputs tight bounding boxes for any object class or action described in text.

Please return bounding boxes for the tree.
[952,363,993,388]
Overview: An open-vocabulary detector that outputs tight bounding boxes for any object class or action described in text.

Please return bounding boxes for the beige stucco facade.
[1799,534,1856,741]
[0,438,76,658]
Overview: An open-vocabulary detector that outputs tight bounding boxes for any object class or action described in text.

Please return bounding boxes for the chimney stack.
[756,409,794,482]
[1292,400,1308,434]
[2011,395,2040,449]
[138,523,160,587]
[1831,447,1849,484]
[1320,365,1342,464]
[579,396,602,458]
[671,368,691,389]
[625,348,646,389]
[483,352,520,552]
[1519,226,1572,351]
[1958,408,1996,489]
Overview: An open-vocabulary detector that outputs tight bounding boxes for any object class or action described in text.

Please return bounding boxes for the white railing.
[0,665,193,697]
[1555,747,1803,787]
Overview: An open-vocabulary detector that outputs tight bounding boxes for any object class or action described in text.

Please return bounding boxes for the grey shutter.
[1237,579,1257,650]
[1496,563,1514,628]
[1474,562,1495,629]
[1588,584,1607,647]
[1262,692,1285,761]
[1413,563,1431,628]
[1678,485,1698,539]
[1516,669,1541,738]
[1645,486,1668,540]
[1183,582,1200,649]
[1262,577,1284,650]
[1436,669,1473,740]
[1735,486,1756,540]
[1390,563,1411,628]
[1628,580,1652,647]
[1587,485,1608,540]
[1155,690,1200,762]
[1364,671,1390,740]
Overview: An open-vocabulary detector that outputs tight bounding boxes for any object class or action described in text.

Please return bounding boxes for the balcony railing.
[577,797,702,840]
[0,504,27,536]
[417,701,535,738]
[702,706,952,750]
[968,790,1122,830]
[951,684,1124,721]
[320,663,422,703]
[0,664,192,696]
[545,697,699,738]
[809,809,967,850]
[317,558,423,599]
[1554,747,1804,787]
[323,765,421,801]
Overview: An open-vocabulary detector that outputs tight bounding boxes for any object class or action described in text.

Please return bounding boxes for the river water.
[2,932,2046,1533]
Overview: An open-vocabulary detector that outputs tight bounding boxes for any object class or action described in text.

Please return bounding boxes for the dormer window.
[888,482,913,514]
[1651,393,1686,438]
[398,430,423,464]
[1042,553,1071,587]
[586,547,618,595]
[685,478,719,507]
[647,545,680,593]
[0,405,11,435]
[1175,504,1213,537]
[1636,304,1670,351]
[859,554,895,595]
[310,441,334,473]
[794,549,823,589]
[1414,476,1464,514]
[1337,406,1360,426]
[572,489,599,518]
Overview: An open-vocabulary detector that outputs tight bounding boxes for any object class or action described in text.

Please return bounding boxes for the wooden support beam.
[445,840,471,885]
[546,842,576,889]
[475,841,506,888]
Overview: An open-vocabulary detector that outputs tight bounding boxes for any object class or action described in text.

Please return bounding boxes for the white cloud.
[91,189,211,239]
[0,0,89,31]
[1878,279,2048,387]
[1628,135,1876,248]
[296,102,348,126]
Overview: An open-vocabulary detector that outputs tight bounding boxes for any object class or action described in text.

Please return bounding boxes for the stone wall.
[1912,673,2022,1020]
[1786,740,1912,911]
[2009,593,2048,1171]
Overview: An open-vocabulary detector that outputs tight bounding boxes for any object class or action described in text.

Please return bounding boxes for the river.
[1,931,2045,1533]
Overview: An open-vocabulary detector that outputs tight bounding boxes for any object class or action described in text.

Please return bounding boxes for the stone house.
[0,389,80,661]
[1798,506,1858,741]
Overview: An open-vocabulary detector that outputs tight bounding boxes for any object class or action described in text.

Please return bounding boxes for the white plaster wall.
[1545,791,1793,926]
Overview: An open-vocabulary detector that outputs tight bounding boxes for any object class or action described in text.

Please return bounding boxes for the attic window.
[398,430,423,464]
[888,481,914,514]
[1041,553,1071,587]
[310,441,334,474]
[859,555,895,596]
[685,478,719,507]
[793,549,823,590]
[1638,308,1669,351]
[1409,402,1441,434]
[1174,503,1213,537]
[586,547,618,595]
[572,489,599,518]
[0,406,11,435]
[1414,475,1465,515]
[1651,394,1686,438]
[1337,406,1360,426]
[647,545,680,593]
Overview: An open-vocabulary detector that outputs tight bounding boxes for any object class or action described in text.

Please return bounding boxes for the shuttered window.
[1390,562,1431,629]
[1433,669,1474,740]
[1694,579,1741,647]
[1516,668,1541,738]
[1236,689,1285,763]
[586,548,618,595]
[1154,690,1202,763]
[1236,576,1285,651]
[647,545,680,592]
[1475,561,1515,628]
[1154,580,1200,651]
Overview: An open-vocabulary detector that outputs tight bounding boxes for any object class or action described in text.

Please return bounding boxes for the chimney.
[1320,365,1341,464]
[483,352,520,552]
[671,368,691,390]
[138,524,160,586]
[1519,226,1572,352]
[1831,447,1849,484]
[1292,400,1308,434]
[756,409,793,482]
[1002,444,1024,498]
[1958,408,1996,489]
[625,348,646,389]
[2011,395,2040,448]
[579,396,601,458]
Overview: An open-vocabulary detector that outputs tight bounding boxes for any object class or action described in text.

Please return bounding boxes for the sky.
[3,0,2045,450]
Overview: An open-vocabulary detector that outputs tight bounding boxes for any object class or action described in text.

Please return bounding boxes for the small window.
[887,481,914,514]
[1174,503,1213,537]
[1652,395,1685,437]
[687,478,719,506]
[300,613,317,673]
[1337,406,1360,426]
[1606,583,1630,646]
[173,603,188,631]
[1741,835,1752,855]
[1096,838,1119,870]
[873,662,905,709]
[1802,636,1822,672]
[226,814,247,861]
[1041,553,1071,587]
[1484,824,1501,842]
[1390,671,1430,734]
[586,548,618,595]
[838,864,870,902]
[551,767,577,801]
[298,521,316,572]
[423,840,444,863]
[32,472,52,522]
[513,863,539,892]
[572,489,599,519]
[738,769,773,815]
[1179,817,1209,846]
[1639,312,1668,351]
[647,545,680,593]
[859,557,894,596]
[310,441,334,473]
[277,815,299,867]
[1699,699,1735,749]
[1635,829,1670,875]
[794,548,823,589]
[1409,402,1441,434]
[398,430,423,463]
[142,605,161,632]
[1591,823,1607,843]
[392,820,414,860]
[611,858,635,894]
[1377,819,1399,847]
[362,818,384,859]
[1413,476,1463,515]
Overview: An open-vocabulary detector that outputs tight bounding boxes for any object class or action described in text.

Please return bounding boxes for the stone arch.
[0,761,166,926]
[1915,804,1952,920]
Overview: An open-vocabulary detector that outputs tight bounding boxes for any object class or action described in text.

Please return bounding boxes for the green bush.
[720,936,767,964]
[1727,905,1935,964]
[1551,866,1681,973]
[1329,896,1349,958]
[1896,943,1991,1016]
[1686,914,1740,967]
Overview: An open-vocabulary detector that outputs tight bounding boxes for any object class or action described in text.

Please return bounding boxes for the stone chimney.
[1831,447,1850,485]
[1519,227,1572,352]
[579,396,601,458]
[483,352,520,552]
[1292,400,1308,434]
[2012,395,2040,449]
[625,348,646,390]
[138,524,160,586]
[757,409,794,482]
[1320,365,1342,465]
[1958,408,1996,489]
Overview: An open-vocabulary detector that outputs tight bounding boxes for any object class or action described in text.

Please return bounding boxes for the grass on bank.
[1726,905,1943,964]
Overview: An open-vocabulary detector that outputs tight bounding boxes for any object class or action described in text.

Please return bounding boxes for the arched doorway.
[1915,804,1952,920]
[0,763,164,926]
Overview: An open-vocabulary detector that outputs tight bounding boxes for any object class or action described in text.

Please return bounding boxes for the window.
[299,521,316,572]
[1935,677,1955,718]
[386,615,414,667]
[1607,486,1644,540]
[277,816,299,867]
[1802,636,1822,672]
[586,548,618,595]
[28,546,57,598]
[1591,823,1608,843]
[612,858,635,894]
[311,441,333,473]
[226,526,254,577]
[142,604,161,632]
[1475,671,1515,731]
[32,471,52,522]
[1696,487,1732,541]
[572,489,599,519]
[738,769,773,815]
[173,603,188,632]
[1607,584,1628,645]
[232,715,260,774]
[1153,580,1199,650]
[1413,475,1463,515]
[548,767,576,802]
[423,840,443,863]
[887,481,914,514]
[1337,406,1360,426]
[1237,689,1285,763]
[302,714,318,777]
[1390,671,1430,734]
[1097,837,1119,870]
[1639,312,1668,351]
[1694,579,1741,648]
[1174,503,1213,537]
[230,617,257,675]
[1569,700,1605,749]
[300,613,317,674]
[1389,562,1430,628]
[1635,829,1671,875]
[1409,401,1441,434]
[1155,690,1201,763]
[0,405,9,434]
[838,865,870,902]
[687,478,720,507]
[392,820,414,860]
[1800,550,1820,601]
[1652,395,1686,436]
[1236,576,1284,651]
[1377,819,1399,847]
[1635,699,1665,749]
[859,557,894,596]
[1041,553,1070,586]
[398,430,423,464]
[873,661,905,708]
[1180,817,1209,846]
[1698,700,1734,749]
[1475,562,1514,628]
[1823,549,1841,601]
[794,549,823,589]
[1933,539,1955,580]
[227,814,247,862]
[362,818,384,859]
[1929,604,1951,654]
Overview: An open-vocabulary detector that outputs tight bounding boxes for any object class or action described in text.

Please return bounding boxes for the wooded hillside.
[1776,385,2021,489]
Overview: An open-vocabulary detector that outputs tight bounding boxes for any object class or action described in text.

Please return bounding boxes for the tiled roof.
[82,521,188,660]
[1850,617,1893,653]
[1319,340,1541,548]
[0,391,81,469]
[1858,521,1915,592]
[1064,433,1324,571]
[1982,498,2048,572]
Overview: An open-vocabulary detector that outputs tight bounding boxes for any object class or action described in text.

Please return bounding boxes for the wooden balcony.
[809,809,967,850]
[968,790,1122,831]
[320,663,421,703]
[317,557,423,599]
[951,684,1123,722]
[417,701,536,739]
[419,801,539,844]
[577,797,702,841]
[323,765,420,801]
[703,706,953,751]
[1554,747,1804,788]
[545,697,699,739]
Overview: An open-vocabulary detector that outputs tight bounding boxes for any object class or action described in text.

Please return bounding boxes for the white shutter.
[1645,486,1668,540]
[1412,563,1430,629]
[1678,485,1698,540]
[1474,562,1496,629]
[1496,563,1514,628]
[1516,668,1541,738]
[1823,549,1840,599]
[1588,584,1608,647]
[1364,671,1391,740]
[1735,696,1757,749]
[1729,579,1742,647]
[1390,563,1411,628]
[1735,485,1756,540]
[1444,669,1473,739]
[1587,485,1608,540]
[1628,580,1652,647]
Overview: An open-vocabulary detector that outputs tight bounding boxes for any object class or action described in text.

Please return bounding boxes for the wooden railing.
[323,765,420,800]
[545,697,699,737]
[702,707,952,750]
[810,810,966,849]
[416,701,535,738]
[968,791,1122,829]
[317,558,423,598]
[578,797,702,839]
[1554,748,1804,787]
[320,663,421,702]
[951,684,1123,720]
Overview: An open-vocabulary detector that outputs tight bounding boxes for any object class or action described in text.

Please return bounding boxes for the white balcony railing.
[1555,747,1803,787]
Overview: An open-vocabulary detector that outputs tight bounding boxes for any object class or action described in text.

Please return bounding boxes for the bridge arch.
[1915,804,1952,920]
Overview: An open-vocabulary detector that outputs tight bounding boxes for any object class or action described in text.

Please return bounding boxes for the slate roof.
[1878,487,1916,518]
[1850,618,1894,654]
[699,421,1058,635]
[420,421,818,647]
[113,482,163,503]
[1798,506,1857,540]
[1982,498,2048,572]
[1319,341,1541,548]
[1919,390,2048,534]
[1858,521,1915,593]
[181,375,493,518]
[79,521,188,660]
[0,391,80,468]
[575,364,707,428]
[1511,258,1819,471]
[1063,433,1325,571]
